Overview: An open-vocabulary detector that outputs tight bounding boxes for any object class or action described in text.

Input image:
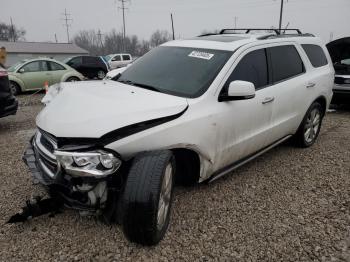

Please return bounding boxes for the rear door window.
[83,56,97,64]
[122,55,131,61]
[268,45,305,83]
[225,49,269,90]
[302,44,328,68]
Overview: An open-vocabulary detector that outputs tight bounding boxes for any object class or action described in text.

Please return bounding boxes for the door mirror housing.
[18,68,25,73]
[219,80,256,102]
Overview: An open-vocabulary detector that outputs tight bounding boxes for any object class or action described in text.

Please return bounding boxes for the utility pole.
[278,0,284,34]
[118,0,129,52]
[62,8,72,43]
[234,16,238,30]
[170,13,175,40]
[97,29,104,48]
[10,17,15,42]
[54,33,58,43]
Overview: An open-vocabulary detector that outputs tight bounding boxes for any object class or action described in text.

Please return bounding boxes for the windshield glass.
[117,46,232,98]
[341,58,350,65]
[8,61,26,72]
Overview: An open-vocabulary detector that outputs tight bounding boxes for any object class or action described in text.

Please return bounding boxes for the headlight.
[55,150,121,177]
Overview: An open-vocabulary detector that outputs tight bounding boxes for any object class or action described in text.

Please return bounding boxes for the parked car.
[326,37,350,104]
[104,58,138,80]
[23,29,334,245]
[64,56,108,79]
[108,53,132,69]
[8,58,84,95]
[0,64,18,118]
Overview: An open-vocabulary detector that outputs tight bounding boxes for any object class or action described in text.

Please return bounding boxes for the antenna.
[62,8,73,43]
[118,0,130,52]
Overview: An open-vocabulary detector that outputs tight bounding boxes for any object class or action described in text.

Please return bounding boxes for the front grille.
[335,77,344,85]
[33,131,60,178]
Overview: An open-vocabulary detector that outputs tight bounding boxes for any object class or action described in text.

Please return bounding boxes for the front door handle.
[306,82,316,88]
[262,97,275,104]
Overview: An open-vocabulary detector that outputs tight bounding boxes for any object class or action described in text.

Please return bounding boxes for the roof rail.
[257,33,315,40]
[219,28,302,35]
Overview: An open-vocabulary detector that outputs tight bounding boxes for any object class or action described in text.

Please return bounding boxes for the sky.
[1,0,350,44]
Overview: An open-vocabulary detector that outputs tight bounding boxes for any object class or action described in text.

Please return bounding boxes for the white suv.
[23,29,334,245]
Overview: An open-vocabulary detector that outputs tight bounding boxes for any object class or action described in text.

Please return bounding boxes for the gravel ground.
[0,94,349,261]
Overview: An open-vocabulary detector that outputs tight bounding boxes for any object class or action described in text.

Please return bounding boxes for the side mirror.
[219,80,256,102]
[18,68,25,73]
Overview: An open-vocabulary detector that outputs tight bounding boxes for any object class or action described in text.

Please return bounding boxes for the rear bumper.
[0,96,18,118]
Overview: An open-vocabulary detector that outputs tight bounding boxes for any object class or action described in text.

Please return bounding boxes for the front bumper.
[332,88,350,104]
[22,136,114,211]
[0,96,18,118]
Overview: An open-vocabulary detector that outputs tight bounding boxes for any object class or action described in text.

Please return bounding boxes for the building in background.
[0,41,89,66]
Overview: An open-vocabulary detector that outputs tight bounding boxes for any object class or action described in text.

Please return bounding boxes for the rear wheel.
[294,102,323,148]
[121,150,175,246]
[10,81,21,96]
[65,76,80,82]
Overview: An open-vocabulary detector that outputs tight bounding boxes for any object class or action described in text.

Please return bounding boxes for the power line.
[62,8,73,43]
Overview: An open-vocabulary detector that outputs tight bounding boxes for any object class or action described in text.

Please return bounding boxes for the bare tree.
[0,22,26,41]
[73,29,171,57]
[149,30,172,48]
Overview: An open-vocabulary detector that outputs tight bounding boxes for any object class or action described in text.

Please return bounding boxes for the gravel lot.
[0,94,349,261]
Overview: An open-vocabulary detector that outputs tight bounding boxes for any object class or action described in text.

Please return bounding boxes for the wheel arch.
[170,147,201,185]
[314,95,328,116]
[9,78,25,92]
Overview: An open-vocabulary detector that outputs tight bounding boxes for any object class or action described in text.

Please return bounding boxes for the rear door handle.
[262,97,275,104]
[306,82,316,88]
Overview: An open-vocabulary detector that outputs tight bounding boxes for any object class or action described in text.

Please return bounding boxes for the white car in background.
[108,53,133,69]
[23,29,334,246]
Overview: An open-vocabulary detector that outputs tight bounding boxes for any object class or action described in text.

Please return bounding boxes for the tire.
[97,70,106,79]
[122,150,175,246]
[10,81,21,96]
[294,102,324,148]
[65,76,80,82]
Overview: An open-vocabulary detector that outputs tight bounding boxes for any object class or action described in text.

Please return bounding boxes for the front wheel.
[97,70,106,79]
[294,102,324,148]
[121,150,175,246]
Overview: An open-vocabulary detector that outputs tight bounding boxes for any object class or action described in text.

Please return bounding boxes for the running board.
[208,135,292,183]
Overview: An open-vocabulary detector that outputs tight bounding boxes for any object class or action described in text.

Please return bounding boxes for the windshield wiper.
[117,79,161,93]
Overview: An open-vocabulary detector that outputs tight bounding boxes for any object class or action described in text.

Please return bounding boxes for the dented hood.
[36,80,188,138]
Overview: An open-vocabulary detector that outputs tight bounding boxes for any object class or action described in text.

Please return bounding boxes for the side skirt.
[208,135,293,183]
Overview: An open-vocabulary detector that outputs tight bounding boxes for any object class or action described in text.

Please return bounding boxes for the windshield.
[8,60,26,72]
[341,58,350,65]
[117,46,232,98]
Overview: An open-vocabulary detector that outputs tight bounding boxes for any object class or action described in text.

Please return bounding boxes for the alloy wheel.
[157,164,173,230]
[304,108,321,144]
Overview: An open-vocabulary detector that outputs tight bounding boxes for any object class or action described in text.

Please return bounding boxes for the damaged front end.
[22,129,124,218]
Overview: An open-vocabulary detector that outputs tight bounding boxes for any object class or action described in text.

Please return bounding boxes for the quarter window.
[49,61,65,71]
[268,45,305,83]
[302,44,328,68]
[225,49,268,90]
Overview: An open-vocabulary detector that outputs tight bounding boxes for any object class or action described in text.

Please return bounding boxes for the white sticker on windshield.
[188,51,214,60]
